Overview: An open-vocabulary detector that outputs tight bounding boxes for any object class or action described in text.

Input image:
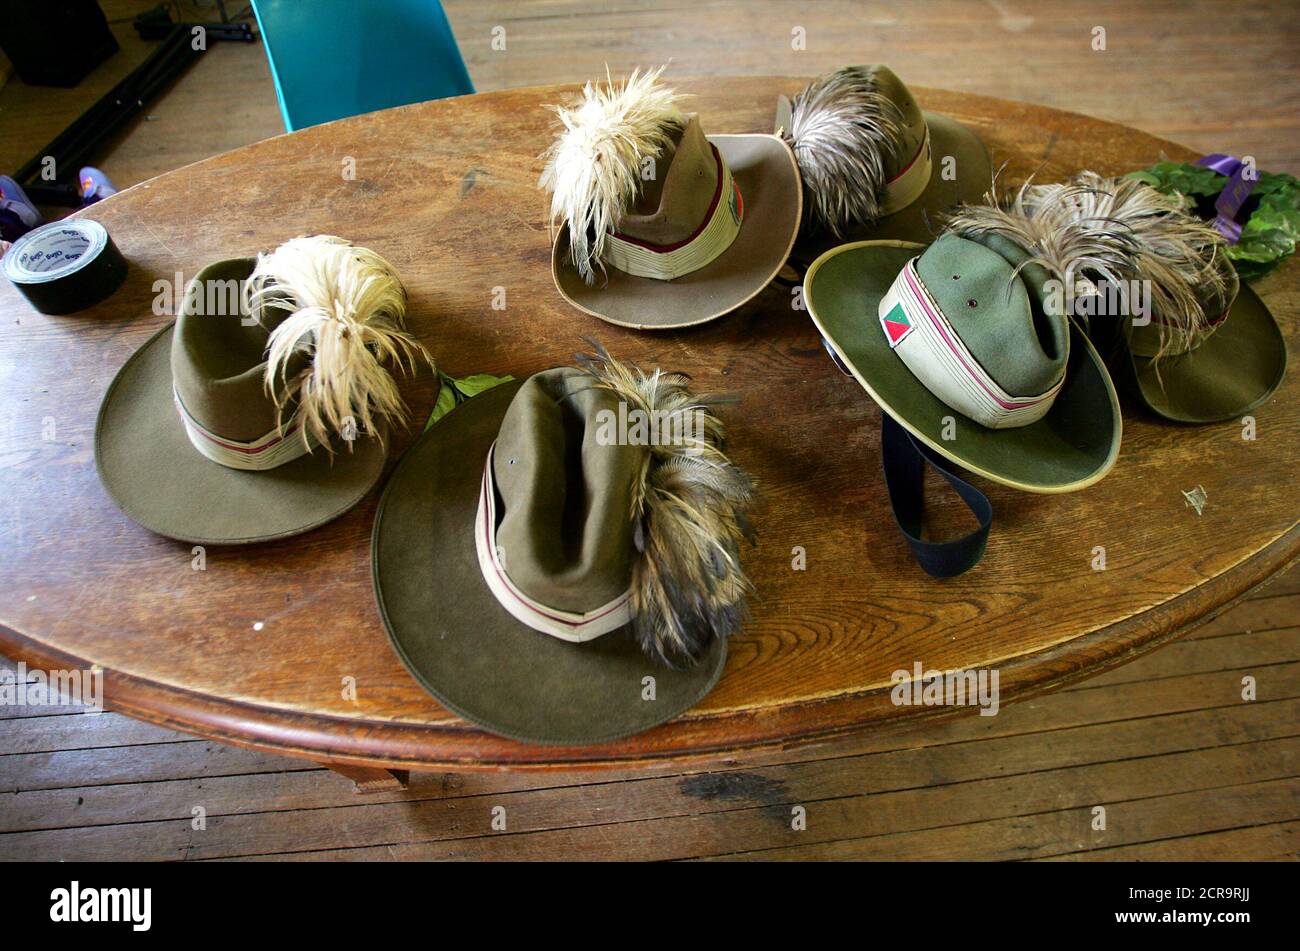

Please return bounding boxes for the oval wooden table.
[1,79,1296,786]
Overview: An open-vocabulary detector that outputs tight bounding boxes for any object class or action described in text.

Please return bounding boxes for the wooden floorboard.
[1,580,1296,859]
[1,576,1295,858]
[0,0,1295,860]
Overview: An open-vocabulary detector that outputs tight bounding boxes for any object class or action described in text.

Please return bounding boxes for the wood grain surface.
[0,78,1296,770]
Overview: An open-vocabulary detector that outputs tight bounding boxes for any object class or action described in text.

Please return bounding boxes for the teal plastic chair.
[250,0,474,131]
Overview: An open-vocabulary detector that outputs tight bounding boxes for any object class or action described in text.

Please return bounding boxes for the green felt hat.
[96,237,427,544]
[778,65,992,264]
[372,350,753,745]
[805,233,1122,493]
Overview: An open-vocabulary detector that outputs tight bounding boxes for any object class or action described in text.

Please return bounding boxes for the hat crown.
[616,115,722,246]
[914,233,1068,398]
[858,65,927,180]
[171,259,303,442]
[491,369,646,614]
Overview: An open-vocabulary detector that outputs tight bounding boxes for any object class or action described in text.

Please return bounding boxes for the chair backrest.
[250,0,474,131]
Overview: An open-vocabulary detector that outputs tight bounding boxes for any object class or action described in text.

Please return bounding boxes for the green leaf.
[424,370,515,431]
[1127,161,1300,282]
[1124,160,1223,198]
[425,377,460,431]
[451,373,515,399]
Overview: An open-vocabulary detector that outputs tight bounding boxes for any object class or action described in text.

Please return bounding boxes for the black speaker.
[0,0,119,88]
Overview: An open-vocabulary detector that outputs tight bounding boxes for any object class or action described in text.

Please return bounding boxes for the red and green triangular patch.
[881,302,912,346]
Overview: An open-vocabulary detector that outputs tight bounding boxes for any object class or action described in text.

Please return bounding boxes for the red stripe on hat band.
[887,134,928,185]
[479,450,629,629]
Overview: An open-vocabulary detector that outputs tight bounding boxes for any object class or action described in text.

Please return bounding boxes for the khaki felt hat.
[95,237,428,545]
[541,67,802,329]
[779,65,993,264]
[806,233,1122,493]
[372,348,754,745]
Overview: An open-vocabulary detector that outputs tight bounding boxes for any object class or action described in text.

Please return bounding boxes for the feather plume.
[575,342,754,668]
[780,66,906,237]
[539,66,686,284]
[946,173,1229,357]
[245,235,432,451]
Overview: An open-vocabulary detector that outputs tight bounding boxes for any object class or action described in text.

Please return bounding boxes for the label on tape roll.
[3,219,128,315]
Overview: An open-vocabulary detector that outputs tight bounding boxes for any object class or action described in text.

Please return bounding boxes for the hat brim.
[793,112,993,264]
[551,133,801,330]
[371,380,727,745]
[94,323,387,545]
[1127,282,1287,423]
[806,240,1122,494]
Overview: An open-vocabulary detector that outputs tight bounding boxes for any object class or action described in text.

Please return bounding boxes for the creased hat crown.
[492,368,643,613]
[877,232,1069,429]
[480,347,754,667]
[171,258,302,442]
[615,116,721,247]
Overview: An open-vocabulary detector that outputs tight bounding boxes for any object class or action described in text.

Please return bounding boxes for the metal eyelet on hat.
[967,298,978,307]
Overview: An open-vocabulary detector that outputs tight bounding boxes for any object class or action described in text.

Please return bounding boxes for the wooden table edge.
[3,522,1294,772]
[2,81,1293,774]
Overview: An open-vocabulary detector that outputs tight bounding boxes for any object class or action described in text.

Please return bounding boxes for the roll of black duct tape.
[3,219,128,315]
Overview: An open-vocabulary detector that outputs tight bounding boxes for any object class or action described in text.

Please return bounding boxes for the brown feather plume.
[945,172,1230,358]
[576,342,754,668]
[780,66,907,237]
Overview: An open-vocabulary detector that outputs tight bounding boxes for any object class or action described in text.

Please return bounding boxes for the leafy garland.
[1125,161,1300,281]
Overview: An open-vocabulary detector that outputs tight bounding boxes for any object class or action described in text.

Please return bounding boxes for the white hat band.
[601,146,743,281]
[878,259,1063,429]
[475,443,632,642]
[173,387,318,470]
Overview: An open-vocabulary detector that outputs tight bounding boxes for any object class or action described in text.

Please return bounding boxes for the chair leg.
[325,762,411,793]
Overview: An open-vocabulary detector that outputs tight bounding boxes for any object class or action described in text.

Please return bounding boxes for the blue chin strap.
[879,414,992,578]
[821,336,992,578]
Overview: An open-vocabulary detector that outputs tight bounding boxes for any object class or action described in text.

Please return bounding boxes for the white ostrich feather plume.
[244,235,432,451]
[781,66,906,236]
[539,65,686,283]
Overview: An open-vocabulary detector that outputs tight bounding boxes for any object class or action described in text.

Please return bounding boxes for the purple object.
[78,167,118,205]
[0,175,42,243]
[1194,153,1259,244]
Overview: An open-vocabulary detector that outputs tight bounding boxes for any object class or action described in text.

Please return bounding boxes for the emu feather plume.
[945,173,1229,358]
[576,343,754,668]
[539,66,686,284]
[781,66,906,237]
[245,235,432,451]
